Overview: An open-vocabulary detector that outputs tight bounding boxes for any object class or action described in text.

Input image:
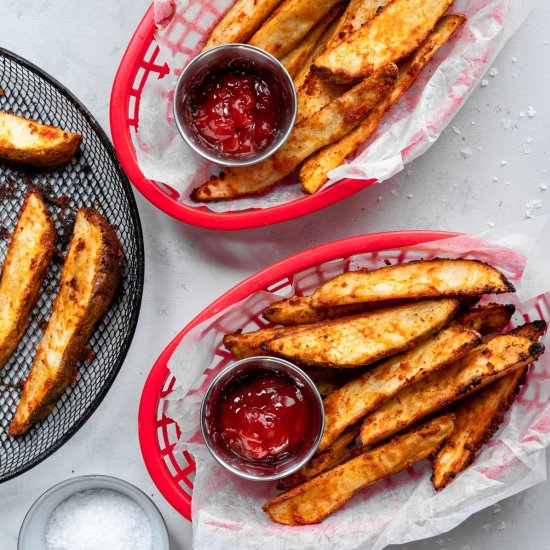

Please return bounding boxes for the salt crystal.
[45,489,153,550]
[492,176,499,182]
[437,538,446,546]
[525,199,542,219]
[544,39,549,45]
[480,79,489,87]
[471,120,476,125]
[527,137,534,143]
[519,111,525,118]
[482,523,491,532]
[501,119,511,129]
[406,194,413,199]
[452,126,461,135]
[505,180,511,186]
[390,189,398,196]
[511,56,518,63]
[498,521,506,530]
[489,67,498,77]
[527,106,536,118]
[523,147,531,155]
[500,160,508,166]
[493,503,501,513]
[461,147,472,159]
[540,183,548,191]
[488,222,495,228]
[406,169,413,176]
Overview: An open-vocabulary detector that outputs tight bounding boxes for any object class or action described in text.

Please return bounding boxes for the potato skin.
[8,209,123,435]
[0,111,82,168]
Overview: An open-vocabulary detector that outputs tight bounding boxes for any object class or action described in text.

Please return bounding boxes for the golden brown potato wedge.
[0,111,82,168]
[201,0,284,51]
[300,13,466,192]
[311,259,514,309]
[294,0,392,124]
[280,6,343,77]
[0,191,55,370]
[313,0,454,84]
[191,64,397,201]
[453,303,515,335]
[248,0,342,58]
[264,414,455,525]
[319,326,481,451]
[9,209,123,435]
[359,331,544,448]
[277,425,360,490]
[262,299,460,368]
[431,322,546,490]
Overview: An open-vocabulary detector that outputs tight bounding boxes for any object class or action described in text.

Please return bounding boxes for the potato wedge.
[431,321,546,490]
[300,13,466,192]
[453,303,515,335]
[9,209,123,435]
[359,331,544,448]
[263,298,460,368]
[277,425,360,490]
[311,259,514,309]
[264,415,455,525]
[319,326,480,451]
[313,0,454,84]
[191,64,397,201]
[280,6,343,77]
[248,0,342,58]
[0,191,55,370]
[0,111,82,168]
[201,0,284,51]
[295,0,392,124]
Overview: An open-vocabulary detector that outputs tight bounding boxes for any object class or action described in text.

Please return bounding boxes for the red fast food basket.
[137,230,460,519]
[110,5,377,230]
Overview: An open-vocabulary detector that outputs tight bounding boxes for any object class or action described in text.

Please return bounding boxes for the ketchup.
[189,69,281,157]
[218,372,310,462]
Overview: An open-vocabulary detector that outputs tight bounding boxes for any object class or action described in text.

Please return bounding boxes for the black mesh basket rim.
[0,47,145,482]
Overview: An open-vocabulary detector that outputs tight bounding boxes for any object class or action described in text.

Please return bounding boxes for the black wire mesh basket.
[0,48,144,481]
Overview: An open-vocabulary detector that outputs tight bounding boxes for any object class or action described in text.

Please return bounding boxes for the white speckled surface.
[1,1,549,549]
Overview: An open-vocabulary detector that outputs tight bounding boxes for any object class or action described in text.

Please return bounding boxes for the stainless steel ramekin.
[173,44,297,167]
[200,356,324,481]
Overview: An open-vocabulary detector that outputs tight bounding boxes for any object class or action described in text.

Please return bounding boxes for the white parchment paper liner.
[139,0,538,213]
[163,217,550,549]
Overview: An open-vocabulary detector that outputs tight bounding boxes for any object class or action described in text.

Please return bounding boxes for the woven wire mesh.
[0,48,144,481]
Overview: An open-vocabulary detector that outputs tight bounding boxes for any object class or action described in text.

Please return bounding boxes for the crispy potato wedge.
[264,415,455,525]
[0,192,55,370]
[223,324,307,359]
[191,64,397,201]
[280,6,343,77]
[263,298,460,368]
[9,209,123,435]
[319,326,481,451]
[431,321,546,490]
[313,0,455,84]
[453,303,515,335]
[248,0,342,58]
[201,0,284,51]
[0,111,82,168]
[277,425,360,490]
[359,331,544,448]
[300,13,466,192]
[311,259,514,309]
[295,0,392,124]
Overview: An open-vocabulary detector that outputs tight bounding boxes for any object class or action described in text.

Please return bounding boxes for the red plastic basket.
[138,230,460,519]
[110,4,379,230]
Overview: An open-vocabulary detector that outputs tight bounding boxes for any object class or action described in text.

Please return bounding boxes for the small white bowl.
[18,475,169,550]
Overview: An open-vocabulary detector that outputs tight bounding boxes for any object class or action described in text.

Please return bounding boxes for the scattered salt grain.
[540,183,547,191]
[544,39,549,45]
[498,521,506,530]
[505,180,511,186]
[523,147,531,155]
[493,503,501,514]
[452,126,461,135]
[480,79,489,87]
[406,194,413,199]
[482,523,491,532]
[489,67,498,77]
[45,489,153,550]
[519,111,525,118]
[500,160,508,166]
[437,538,446,546]
[390,189,398,196]
[511,56,518,63]
[461,147,472,159]
[525,199,542,219]
[527,137,534,144]
[406,168,413,176]
[488,222,495,228]
[501,119,511,130]
[527,106,536,118]
[471,120,476,125]
[492,176,499,182]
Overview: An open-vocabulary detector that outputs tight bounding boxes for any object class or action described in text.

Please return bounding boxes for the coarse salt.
[45,489,153,550]
[489,67,498,77]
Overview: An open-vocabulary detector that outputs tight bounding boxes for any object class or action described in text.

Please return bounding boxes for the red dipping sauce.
[218,372,310,462]
[188,69,281,158]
